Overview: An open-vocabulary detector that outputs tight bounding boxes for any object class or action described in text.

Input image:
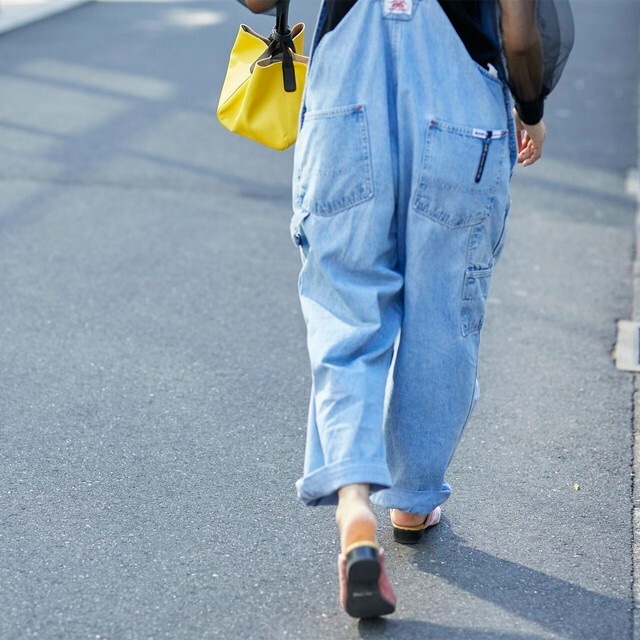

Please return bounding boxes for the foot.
[389,507,441,528]
[335,484,396,617]
[338,547,396,618]
[389,509,430,528]
[389,507,441,544]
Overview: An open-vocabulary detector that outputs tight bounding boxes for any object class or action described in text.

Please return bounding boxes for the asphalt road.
[0,1,638,638]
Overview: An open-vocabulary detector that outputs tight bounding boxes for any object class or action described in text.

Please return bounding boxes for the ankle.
[390,509,428,527]
[337,484,370,504]
[336,484,377,552]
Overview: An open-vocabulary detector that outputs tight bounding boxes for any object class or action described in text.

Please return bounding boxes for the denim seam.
[492,200,511,257]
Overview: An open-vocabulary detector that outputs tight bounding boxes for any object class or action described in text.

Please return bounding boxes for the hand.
[513,108,546,167]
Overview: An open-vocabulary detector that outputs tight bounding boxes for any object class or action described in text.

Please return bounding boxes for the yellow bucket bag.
[217,0,308,151]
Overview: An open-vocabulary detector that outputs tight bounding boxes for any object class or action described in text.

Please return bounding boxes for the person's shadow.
[355,515,628,639]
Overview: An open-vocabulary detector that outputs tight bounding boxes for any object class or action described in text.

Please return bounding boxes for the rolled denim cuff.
[296,460,392,507]
[515,98,544,126]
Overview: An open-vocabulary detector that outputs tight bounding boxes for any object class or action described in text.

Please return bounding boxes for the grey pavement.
[0,1,638,639]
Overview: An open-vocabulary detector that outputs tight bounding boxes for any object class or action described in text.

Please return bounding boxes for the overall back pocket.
[293,104,373,217]
[413,119,508,228]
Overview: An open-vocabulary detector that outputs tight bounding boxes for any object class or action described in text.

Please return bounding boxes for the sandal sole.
[344,546,395,618]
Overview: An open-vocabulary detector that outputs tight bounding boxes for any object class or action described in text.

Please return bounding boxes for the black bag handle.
[273,0,296,93]
[249,0,297,92]
[275,0,290,37]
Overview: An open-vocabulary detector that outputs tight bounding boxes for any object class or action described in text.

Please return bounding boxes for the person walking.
[240,0,568,619]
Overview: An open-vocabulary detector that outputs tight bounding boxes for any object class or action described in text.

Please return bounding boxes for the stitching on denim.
[295,105,374,217]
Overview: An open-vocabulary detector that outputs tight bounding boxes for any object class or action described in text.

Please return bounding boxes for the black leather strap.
[249,0,297,93]
[275,0,290,37]
[274,0,296,93]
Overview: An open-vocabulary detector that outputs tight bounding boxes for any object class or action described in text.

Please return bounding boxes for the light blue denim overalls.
[291,0,518,513]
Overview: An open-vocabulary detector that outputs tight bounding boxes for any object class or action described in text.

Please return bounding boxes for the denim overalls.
[291,0,517,513]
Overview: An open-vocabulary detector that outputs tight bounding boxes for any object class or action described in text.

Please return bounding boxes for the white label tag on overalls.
[384,0,412,16]
[472,128,507,139]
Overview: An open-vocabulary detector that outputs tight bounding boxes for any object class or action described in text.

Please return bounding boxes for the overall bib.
[291,0,517,512]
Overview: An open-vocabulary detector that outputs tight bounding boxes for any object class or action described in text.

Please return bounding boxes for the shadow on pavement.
[375,517,628,640]
[358,617,549,640]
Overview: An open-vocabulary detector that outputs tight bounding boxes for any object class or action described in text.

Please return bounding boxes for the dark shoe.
[390,507,441,544]
[338,543,396,618]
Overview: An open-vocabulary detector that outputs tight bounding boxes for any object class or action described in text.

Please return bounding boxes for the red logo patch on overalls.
[384,0,412,15]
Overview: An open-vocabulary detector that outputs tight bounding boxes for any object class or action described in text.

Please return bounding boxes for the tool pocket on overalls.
[413,119,508,228]
[293,104,373,217]
[459,193,510,337]
[461,266,492,337]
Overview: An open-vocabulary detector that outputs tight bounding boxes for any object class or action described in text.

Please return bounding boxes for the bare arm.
[500,0,542,106]
[244,0,278,13]
[498,0,546,165]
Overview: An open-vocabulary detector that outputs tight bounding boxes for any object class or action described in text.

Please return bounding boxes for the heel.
[346,545,381,583]
[390,507,441,545]
[342,545,396,618]
[392,526,425,544]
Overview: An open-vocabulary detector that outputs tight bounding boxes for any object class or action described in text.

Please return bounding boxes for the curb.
[0,0,92,36]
